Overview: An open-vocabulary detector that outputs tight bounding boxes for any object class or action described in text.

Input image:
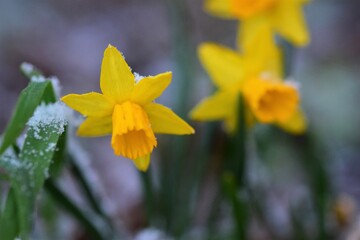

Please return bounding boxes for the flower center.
[111,101,157,160]
[229,0,278,18]
[243,78,299,123]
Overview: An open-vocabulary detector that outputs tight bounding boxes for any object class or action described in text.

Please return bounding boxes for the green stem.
[139,169,154,224]
[222,173,248,240]
[293,133,331,240]
[223,94,248,239]
[44,179,113,240]
[228,95,247,186]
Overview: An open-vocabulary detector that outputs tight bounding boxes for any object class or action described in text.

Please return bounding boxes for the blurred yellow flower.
[204,0,309,47]
[62,45,194,171]
[243,77,299,123]
[190,29,306,134]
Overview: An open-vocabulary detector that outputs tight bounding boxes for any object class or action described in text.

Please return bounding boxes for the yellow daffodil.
[190,28,306,134]
[61,45,194,171]
[204,0,310,47]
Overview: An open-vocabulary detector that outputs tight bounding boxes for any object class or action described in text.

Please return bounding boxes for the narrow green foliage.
[0,120,65,239]
[0,189,19,239]
[0,81,55,154]
[45,180,112,240]
[0,65,65,239]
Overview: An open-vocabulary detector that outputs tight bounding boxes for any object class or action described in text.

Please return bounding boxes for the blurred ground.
[1,0,360,237]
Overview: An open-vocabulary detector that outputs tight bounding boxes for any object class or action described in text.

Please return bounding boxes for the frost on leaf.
[1,148,22,172]
[48,76,62,98]
[20,62,34,75]
[27,102,71,138]
[30,75,46,83]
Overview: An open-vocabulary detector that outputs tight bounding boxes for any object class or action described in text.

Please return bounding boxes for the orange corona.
[229,0,278,18]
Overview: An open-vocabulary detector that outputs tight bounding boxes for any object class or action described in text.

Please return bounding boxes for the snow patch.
[1,148,22,170]
[27,102,71,137]
[49,76,62,98]
[31,75,46,83]
[134,228,172,240]
[134,72,145,82]
[285,78,301,90]
[20,62,34,75]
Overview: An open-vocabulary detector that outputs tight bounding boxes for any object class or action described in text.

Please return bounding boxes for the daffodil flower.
[204,0,310,47]
[190,28,306,134]
[61,45,194,171]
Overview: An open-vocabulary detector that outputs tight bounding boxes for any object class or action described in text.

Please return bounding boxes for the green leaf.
[0,81,56,154]
[49,127,67,178]
[0,102,67,239]
[0,189,19,240]
[20,124,63,192]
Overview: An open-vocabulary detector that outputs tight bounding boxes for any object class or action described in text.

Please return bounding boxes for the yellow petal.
[277,108,307,134]
[133,154,151,172]
[204,0,234,19]
[100,44,135,101]
[238,19,283,78]
[131,72,172,105]
[144,103,194,135]
[271,0,309,46]
[190,90,237,121]
[61,92,114,117]
[198,43,245,89]
[77,116,112,137]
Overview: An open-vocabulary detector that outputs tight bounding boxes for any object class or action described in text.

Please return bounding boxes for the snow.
[20,62,34,75]
[134,72,145,82]
[285,78,301,90]
[1,148,21,170]
[20,62,63,98]
[27,102,71,137]
[46,142,56,152]
[134,228,172,240]
[31,75,46,83]
[49,76,62,98]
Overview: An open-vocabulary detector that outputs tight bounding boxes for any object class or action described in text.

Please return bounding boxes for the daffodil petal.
[77,116,112,137]
[133,154,151,172]
[100,45,135,101]
[61,92,114,117]
[144,103,194,135]
[204,0,234,19]
[198,43,245,89]
[131,72,172,105]
[238,19,283,78]
[190,91,237,121]
[277,108,307,134]
[271,0,309,46]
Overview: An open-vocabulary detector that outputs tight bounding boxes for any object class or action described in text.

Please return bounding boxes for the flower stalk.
[222,94,249,239]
